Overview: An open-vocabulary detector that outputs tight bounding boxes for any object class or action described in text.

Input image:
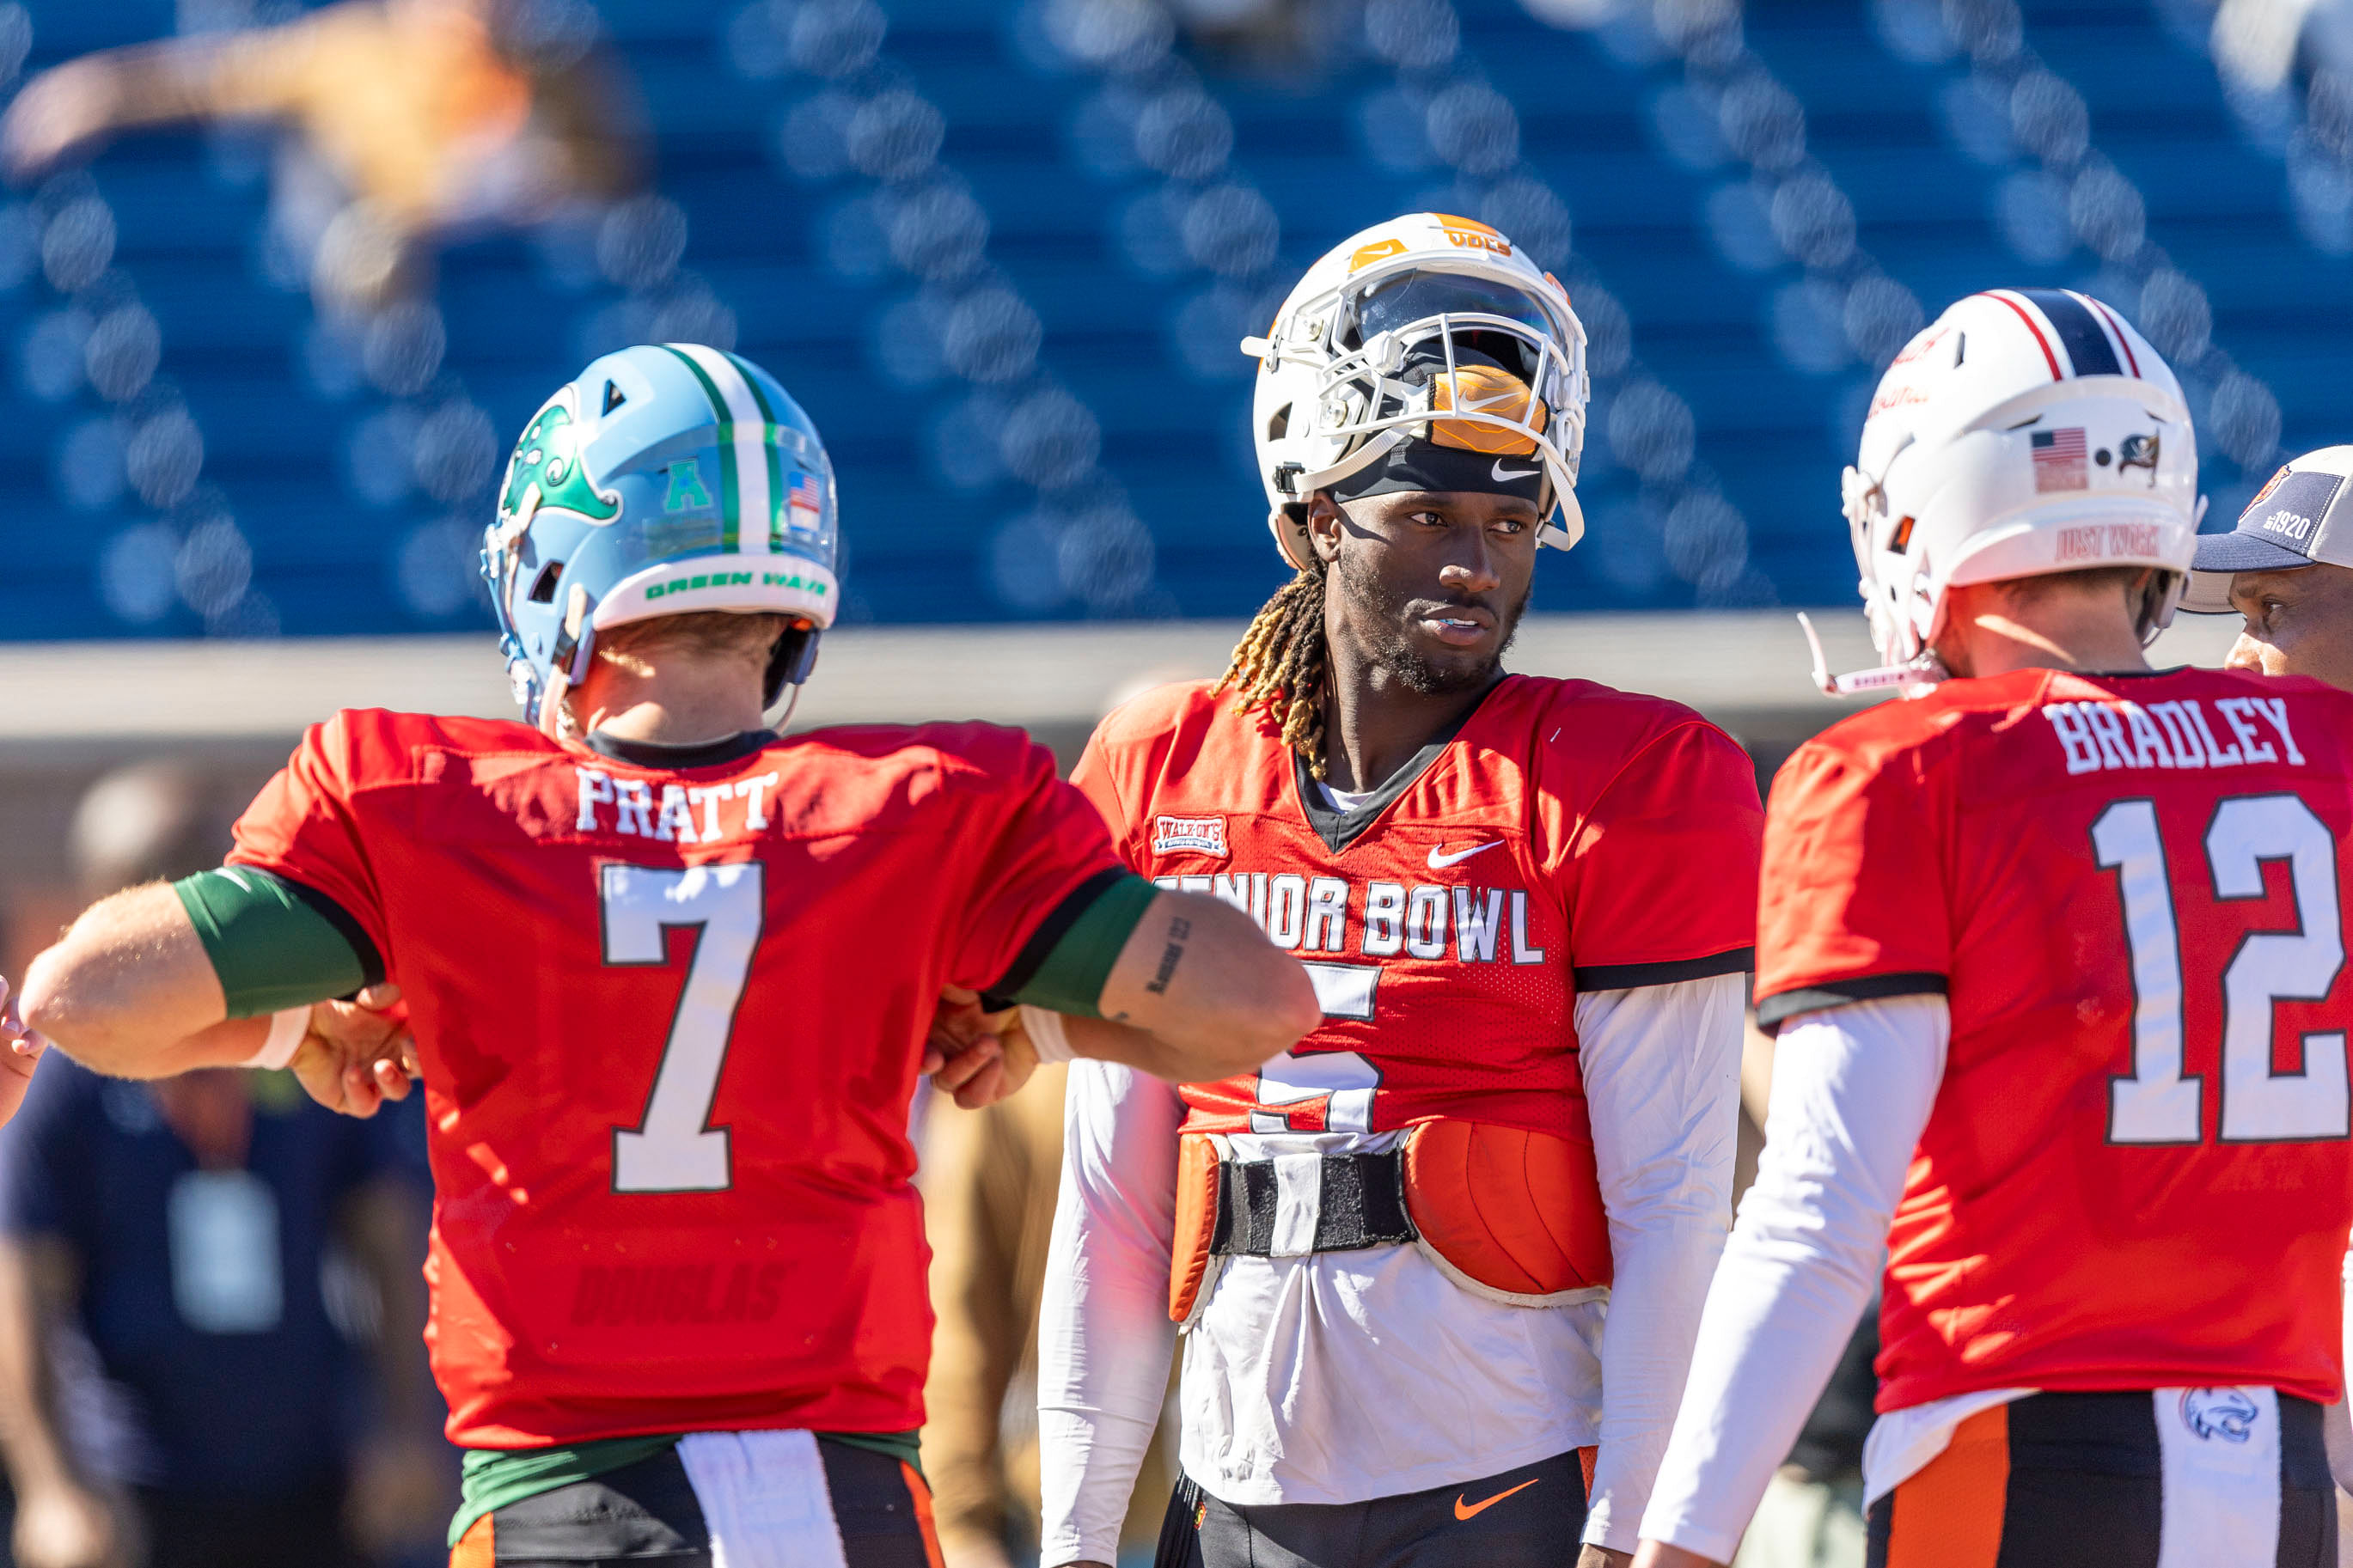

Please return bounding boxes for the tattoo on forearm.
[1143,916,1190,995]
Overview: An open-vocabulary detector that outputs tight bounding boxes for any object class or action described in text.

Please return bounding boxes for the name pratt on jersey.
[1150,868,1547,964]
[574,766,781,843]
[2045,696,2306,776]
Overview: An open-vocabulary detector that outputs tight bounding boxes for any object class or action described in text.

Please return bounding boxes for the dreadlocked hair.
[1214,557,1332,777]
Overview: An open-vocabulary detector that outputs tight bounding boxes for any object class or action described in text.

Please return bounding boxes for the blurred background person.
[0,760,447,1568]
[2183,444,2353,690]
[0,0,646,314]
[921,1064,1178,1568]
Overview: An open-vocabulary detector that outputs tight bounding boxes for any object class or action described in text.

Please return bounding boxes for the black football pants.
[1154,1446,1591,1568]
[451,1439,939,1566]
[1864,1389,2335,1568]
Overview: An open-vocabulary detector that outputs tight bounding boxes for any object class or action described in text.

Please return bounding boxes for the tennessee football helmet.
[483,344,840,735]
[1242,212,1590,570]
[1818,287,2199,693]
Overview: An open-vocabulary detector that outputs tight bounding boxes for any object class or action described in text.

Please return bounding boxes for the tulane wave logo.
[499,390,621,533]
[2179,1387,2259,1443]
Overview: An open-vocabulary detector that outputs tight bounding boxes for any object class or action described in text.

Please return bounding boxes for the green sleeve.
[172,867,380,1018]
[996,871,1159,1017]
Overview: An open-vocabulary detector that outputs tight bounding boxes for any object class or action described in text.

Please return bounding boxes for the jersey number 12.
[599,862,765,1193]
[2093,793,2348,1145]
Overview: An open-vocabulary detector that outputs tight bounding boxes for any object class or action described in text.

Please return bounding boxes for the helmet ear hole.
[527,562,565,604]
[1268,404,1291,442]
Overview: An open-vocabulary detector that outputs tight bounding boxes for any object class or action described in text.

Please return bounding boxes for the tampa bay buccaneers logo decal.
[498,387,622,537]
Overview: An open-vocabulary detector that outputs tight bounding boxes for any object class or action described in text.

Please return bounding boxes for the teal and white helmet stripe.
[485,343,842,733]
[658,342,804,558]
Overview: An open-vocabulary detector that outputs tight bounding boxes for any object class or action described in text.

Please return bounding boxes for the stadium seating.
[0,0,2345,638]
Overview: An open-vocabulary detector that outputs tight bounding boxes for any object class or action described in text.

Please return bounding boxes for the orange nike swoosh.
[1452,1476,1539,1521]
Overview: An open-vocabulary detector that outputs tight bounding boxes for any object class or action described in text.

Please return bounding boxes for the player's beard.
[1334,543,1531,696]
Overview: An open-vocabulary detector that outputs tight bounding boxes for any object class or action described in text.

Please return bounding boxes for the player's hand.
[0,61,122,180]
[0,976,50,1131]
[10,1477,126,1568]
[922,985,1036,1110]
[290,983,420,1118]
[1629,1542,1720,1568]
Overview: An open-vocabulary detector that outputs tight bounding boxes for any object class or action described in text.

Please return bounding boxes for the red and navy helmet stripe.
[2016,288,2123,376]
[1977,288,2142,381]
[1982,290,2061,378]
[2083,294,2142,376]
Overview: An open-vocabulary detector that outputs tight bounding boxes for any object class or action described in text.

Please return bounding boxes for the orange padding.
[1887,1403,2008,1568]
[902,1461,946,1568]
[1402,1120,1610,1296]
[1578,1445,1597,1500]
[1168,1132,1220,1321]
[450,1513,493,1568]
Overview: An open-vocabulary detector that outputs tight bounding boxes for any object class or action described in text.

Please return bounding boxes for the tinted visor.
[1343,270,1558,349]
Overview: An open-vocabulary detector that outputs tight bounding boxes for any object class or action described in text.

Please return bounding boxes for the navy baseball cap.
[2183,444,2353,613]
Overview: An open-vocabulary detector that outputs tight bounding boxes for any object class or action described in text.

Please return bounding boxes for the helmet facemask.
[1257,260,1589,551]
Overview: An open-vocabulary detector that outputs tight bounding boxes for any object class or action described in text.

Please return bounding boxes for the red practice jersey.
[1757,667,2353,1412]
[1072,676,1762,1144]
[229,711,1120,1447]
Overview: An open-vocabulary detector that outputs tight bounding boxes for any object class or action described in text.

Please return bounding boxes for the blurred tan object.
[921,1065,1173,1565]
[67,760,219,901]
[1729,1470,1865,1568]
[0,0,645,311]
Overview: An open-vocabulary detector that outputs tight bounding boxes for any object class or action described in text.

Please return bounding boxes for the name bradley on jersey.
[1149,869,1549,965]
[2044,694,2306,777]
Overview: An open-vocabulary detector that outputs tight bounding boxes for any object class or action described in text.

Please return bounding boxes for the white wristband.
[246,1006,308,1071]
[1019,1004,1074,1064]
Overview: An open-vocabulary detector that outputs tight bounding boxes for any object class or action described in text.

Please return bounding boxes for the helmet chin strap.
[1797,612,1949,699]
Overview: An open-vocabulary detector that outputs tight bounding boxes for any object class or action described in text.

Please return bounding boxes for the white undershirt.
[1037,973,1745,1562]
[1310,779,1377,814]
[1640,994,2353,1561]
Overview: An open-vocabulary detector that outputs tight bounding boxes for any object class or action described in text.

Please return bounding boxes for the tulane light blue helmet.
[483,343,840,734]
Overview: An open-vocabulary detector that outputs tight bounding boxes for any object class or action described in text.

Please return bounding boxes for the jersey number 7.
[599,862,765,1193]
[2094,793,2348,1145]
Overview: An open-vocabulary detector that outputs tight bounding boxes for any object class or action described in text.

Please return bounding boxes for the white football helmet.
[1242,212,1590,570]
[1819,287,2199,694]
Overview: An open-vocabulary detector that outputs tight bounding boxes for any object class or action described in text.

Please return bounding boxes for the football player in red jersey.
[1035,214,1765,1568]
[1636,290,2353,1568]
[21,344,1319,1567]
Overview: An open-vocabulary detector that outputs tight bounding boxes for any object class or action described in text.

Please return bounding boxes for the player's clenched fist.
[924,985,1036,1110]
[288,983,421,1119]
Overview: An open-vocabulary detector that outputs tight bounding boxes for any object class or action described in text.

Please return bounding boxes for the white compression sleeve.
[1037,1059,1185,1565]
[1574,973,1746,1553]
[1638,994,1949,1562]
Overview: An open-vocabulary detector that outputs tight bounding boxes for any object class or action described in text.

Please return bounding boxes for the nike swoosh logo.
[1453,1477,1539,1521]
[1427,839,1504,869]
[1490,459,1540,481]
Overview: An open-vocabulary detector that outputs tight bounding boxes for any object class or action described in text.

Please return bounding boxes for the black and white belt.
[1207,1149,1419,1257]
